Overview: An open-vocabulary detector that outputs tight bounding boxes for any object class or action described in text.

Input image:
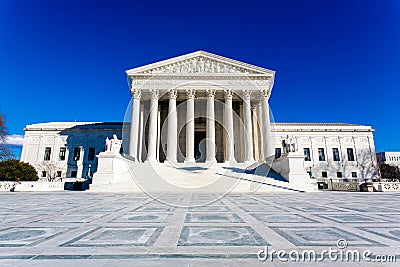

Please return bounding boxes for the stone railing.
[0,181,65,192]
[373,182,400,192]
[0,181,16,192]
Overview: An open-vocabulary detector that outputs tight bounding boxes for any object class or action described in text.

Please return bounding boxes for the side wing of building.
[273,123,378,180]
[20,122,123,179]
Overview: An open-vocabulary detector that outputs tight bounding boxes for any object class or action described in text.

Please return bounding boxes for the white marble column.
[242,90,254,163]
[224,89,236,162]
[185,89,196,163]
[206,89,216,163]
[77,146,84,178]
[166,89,178,163]
[252,104,260,161]
[138,104,144,162]
[257,102,264,160]
[260,89,273,160]
[146,89,159,162]
[129,88,141,161]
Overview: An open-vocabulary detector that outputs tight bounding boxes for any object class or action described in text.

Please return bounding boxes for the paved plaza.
[0,191,399,266]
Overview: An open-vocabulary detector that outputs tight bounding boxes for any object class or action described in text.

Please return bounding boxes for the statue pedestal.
[90,151,141,192]
[271,151,316,191]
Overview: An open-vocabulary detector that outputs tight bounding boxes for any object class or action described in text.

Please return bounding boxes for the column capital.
[130,88,141,99]
[168,89,178,99]
[149,89,160,100]
[242,89,252,100]
[260,89,270,99]
[224,89,234,100]
[206,88,216,98]
[186,88,196,99]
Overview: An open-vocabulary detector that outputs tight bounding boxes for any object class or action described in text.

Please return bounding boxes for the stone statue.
[105,137,111,152]
[282,135,297,153]
[110,134,122,153]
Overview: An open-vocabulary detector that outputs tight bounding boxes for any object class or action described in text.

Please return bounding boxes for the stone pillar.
[261,89,273,160]
[77,146,84,178]
[146,89,159,162]
[129,88,141,161]
[252,104,259,161]
[242,90,254,163]
[206,89,216,163]
[257,102,264,160]
[185,89,196,163]
[224,89,236,162]
[138,104,144,162]
[166,89,178,163]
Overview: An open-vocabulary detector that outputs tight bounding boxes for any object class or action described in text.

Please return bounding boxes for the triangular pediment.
[126,50,275,76]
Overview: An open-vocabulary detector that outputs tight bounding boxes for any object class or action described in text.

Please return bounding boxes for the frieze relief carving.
[327,137,339,144]
[141,56,259,75]
[356,137,368,143]
[131,78,270,86]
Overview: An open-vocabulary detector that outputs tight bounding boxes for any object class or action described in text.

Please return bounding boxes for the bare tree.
[38,161,63,182]
[338,148,379,183]
[0,113,13,160]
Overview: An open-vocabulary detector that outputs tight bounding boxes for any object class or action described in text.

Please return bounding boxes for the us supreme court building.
[21,51,379,187]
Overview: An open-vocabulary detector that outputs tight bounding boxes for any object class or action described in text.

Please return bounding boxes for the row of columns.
[129,88,272,164]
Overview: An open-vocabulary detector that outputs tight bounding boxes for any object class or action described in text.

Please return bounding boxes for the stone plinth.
[271,152,316,191]
[90,152,141,192]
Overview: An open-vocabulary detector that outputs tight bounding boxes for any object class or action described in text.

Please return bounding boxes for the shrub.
[0,159,39,181]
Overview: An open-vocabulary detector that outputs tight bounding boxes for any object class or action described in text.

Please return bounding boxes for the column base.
[224,158,237,164]
[244,159,257,167]
[205,158,217,164]
[145,157,158,163]
[184,157,196,163]
[164,159,178,167]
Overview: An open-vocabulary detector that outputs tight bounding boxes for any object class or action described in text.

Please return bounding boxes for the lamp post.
[86,164,92,180]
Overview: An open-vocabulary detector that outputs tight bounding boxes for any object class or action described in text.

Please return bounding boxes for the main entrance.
[194,130,206,162]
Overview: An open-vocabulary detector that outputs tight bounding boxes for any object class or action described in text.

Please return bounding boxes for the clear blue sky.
[0,0,399,152]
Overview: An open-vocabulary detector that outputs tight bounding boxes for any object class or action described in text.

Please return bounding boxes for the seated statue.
[105,134,122,154]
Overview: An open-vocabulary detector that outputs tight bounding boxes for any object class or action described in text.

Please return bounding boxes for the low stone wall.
[373,182,400,192]
[316,179,360,191]
[0,181,65,192]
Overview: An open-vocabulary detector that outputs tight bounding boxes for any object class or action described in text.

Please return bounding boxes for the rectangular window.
[44,147,51,161]
[318,148,325,161]
[322,171,328,178]
[59,147,66,161]
[332,148,340,161]
[337,172,343,178]
[304,148,311,161]
[57,171,62,177]
[88,147,95,161]
[347,148,355,161]
[71,171,77,178]
[351,172,357,178]
[275,148,281,159]
[41,171,47,177]
[73,147,81,161]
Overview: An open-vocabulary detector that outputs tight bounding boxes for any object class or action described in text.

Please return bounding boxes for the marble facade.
[20,51,379,186]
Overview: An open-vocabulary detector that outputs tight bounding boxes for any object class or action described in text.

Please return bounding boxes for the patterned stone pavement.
[0,192,399,266]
